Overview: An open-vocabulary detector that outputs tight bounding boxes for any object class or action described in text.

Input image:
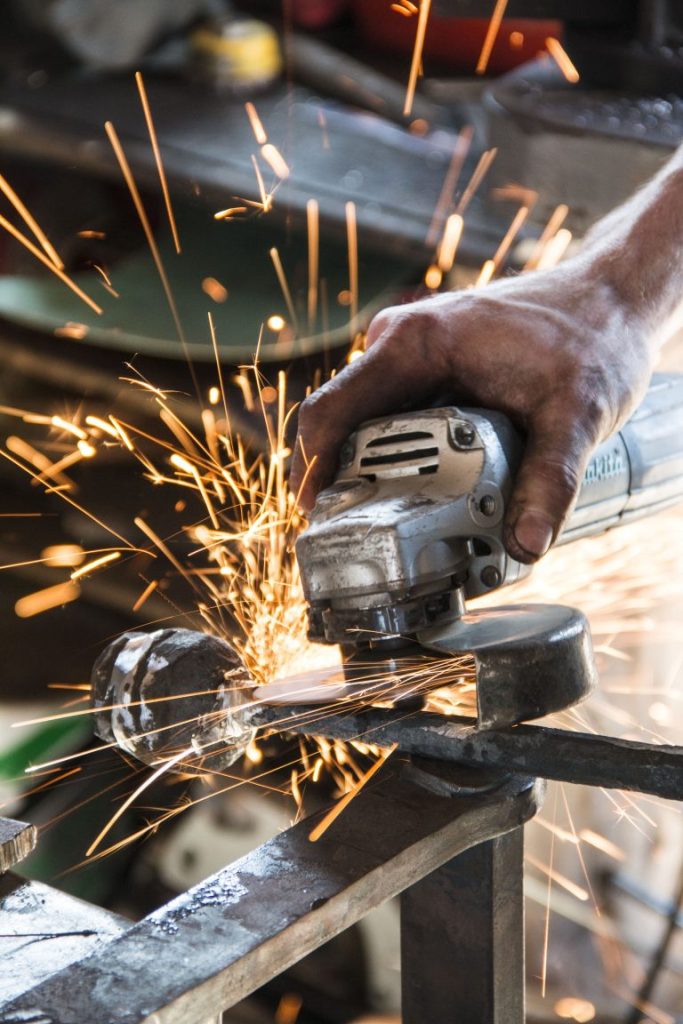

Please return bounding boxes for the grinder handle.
[559,373,683,543]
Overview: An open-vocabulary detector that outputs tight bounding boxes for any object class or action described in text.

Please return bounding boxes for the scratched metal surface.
[1,764,541,1024]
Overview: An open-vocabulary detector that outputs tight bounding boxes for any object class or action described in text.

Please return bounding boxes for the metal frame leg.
[401,826,525,1024]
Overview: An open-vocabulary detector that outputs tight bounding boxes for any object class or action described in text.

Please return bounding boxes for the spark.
[536,227,573,270]
[105,121,198,398]
[455,148,497,216]
[245,101,268,145]
[404,0,432,117]
[523,203,569,271]
[426,123,474,247]
[267,314,286,332]
[554,997,596,1022]
[546,37,580,83]
[269,248,299,334]
[0,171,63,268]
[475,259,495,287]
[0,211,101,314]
[345,201,358,336]
[135,71,181,253]
[309,744,396,842]
[214,206,248,220]
[307,198,319,335]
[40,544,85,568]
[202,277,228,303]
[424,264,442,289]
[132,579,159,612]
[51,415,87,440]
[275,993,303,1024]
[54,322,89,340]
[509,30,524,48]
[70,551,121,580]
[436,213,464,272]
[491,204,529,269]
[476,0,509,75]
[261,143,290,180]
[15,581,81,618]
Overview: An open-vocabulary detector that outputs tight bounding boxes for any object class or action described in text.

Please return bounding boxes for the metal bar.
[0,817,37,873]
[1,764,542,1024]
[402,827,524,1024]
[256,706,683,800]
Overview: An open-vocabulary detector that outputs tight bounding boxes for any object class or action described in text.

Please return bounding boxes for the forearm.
[581,144,683,341]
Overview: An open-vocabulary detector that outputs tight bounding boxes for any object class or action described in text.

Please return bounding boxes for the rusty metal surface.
[0,817,37,873]
[402,829,525,1024]
[257,706,683,801]
[0,872,129,1005]
[1,764,542,1024]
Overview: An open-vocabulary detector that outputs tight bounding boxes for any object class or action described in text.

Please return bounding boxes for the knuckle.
[541,455,582,503]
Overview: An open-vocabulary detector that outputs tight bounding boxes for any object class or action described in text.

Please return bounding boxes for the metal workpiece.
[256,706,683,801]
[402,829,525,1024]
[0,817,37,873]
[1,763,542,1024]
[0,871,129,1006]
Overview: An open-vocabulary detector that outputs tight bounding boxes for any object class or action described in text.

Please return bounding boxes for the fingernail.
[513,511,554,559]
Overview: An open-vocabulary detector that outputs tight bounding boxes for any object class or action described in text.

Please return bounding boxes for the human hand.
[290,256,655,563]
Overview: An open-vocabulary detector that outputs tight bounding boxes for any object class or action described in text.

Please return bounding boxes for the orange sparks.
[0,171,63,268]
[309,745,396,843]
[403,0,431,116]
[105,121,195,391]
[202,277,229,303]
[455,147,497,216]
[135,71,181,253]
[54,322,89,340]
[554,997,596,1022]
[275,993,303,1024]
[245,101,268,145]
[509,30,524,48]
[476,0,509,75]
[214,206,248,220]
[261,143,290,180]
[426,123,474,247]
[491,204,529,269]
[536,227,573,270]
[70,551,121,579]
[40,544,85,568]
[475,259,495,287]
[132,579,159,612]
[345,201,358,335]
[0,211,101,315]
[307,198,319,335]
[15,581,81,618]
[269,248,299,334]
[436,212,464,272]
[523,203,569,271]
[424,264,442,289]
[546,37,580,84]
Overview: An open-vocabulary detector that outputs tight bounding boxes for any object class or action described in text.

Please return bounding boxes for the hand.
[291,256,655,563]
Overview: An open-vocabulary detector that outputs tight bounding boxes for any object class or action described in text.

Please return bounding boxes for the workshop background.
[1,1,683,1022]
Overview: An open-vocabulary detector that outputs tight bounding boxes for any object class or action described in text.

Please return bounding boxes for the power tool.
[91,373,683,764]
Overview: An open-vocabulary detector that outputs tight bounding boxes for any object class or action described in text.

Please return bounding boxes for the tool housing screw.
[480,565,501,589]
[479,495,496,516]
[454,423,475,447]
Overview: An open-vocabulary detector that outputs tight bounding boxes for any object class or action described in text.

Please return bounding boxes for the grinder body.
[297,373,683,647]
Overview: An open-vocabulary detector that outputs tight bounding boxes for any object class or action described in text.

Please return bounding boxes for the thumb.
[503,416,596,564]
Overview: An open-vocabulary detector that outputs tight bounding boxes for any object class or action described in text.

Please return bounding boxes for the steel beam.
[1,763,542,1024]
[402,828,525,1024]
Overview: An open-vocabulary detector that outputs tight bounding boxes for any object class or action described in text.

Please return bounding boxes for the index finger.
[290,324,448,510]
